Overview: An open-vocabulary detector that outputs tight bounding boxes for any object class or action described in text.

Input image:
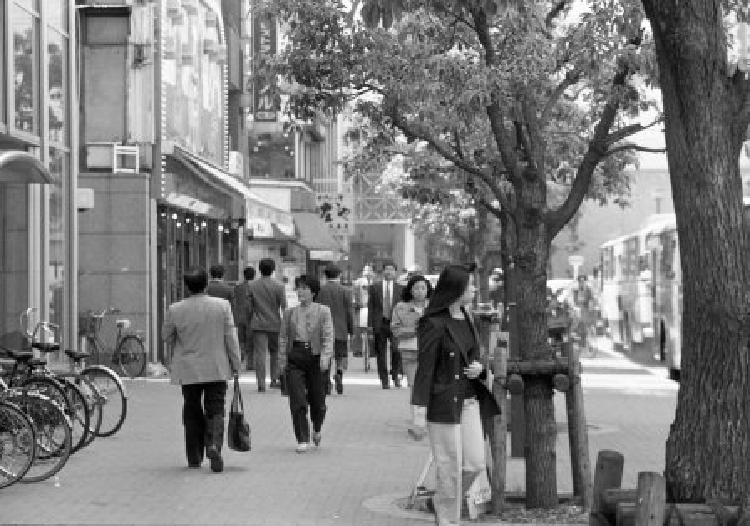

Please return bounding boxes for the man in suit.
[232,266,255,370]
[368,261,403,389]
[316,265,354,395]
[162,266,241,473]
[206,264,234,302]
[247,258,287,392]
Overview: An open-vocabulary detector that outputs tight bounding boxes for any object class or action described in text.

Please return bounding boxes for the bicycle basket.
[78,312,98,338]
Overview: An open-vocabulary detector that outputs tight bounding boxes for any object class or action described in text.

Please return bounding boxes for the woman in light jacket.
[279,275,334,453]
[411,264,500,526]
[390,274,431,432]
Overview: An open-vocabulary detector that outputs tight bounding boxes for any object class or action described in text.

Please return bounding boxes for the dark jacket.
[411,311,500,424]
[367,280,403,331]
[316,280,354,341]
[206,280,234,303]
[231,280,253,326]
[246,276,286,332]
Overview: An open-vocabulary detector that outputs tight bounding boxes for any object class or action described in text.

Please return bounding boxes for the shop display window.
[12,0,39,136]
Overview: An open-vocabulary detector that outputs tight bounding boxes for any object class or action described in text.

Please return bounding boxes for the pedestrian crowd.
[161,259,497,526]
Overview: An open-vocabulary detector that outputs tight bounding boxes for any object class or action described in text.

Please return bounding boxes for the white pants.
[427,399,486,525]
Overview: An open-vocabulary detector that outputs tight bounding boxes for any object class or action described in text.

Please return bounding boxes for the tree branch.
[384,99,513,214]
[604,117,662,146]
[471,7,524,184]
[541,69,583,124]
[603,144,666,157]
[545,1,570,28]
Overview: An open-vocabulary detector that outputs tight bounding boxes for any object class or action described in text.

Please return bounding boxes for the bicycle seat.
[65,349,90,361]
[0,347,33,361]
[32,342,60,353]
[116,319,131,329]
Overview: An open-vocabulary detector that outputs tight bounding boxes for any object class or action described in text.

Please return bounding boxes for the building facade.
[0,0,77,349]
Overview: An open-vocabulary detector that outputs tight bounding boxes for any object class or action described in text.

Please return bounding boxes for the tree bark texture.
[642,1,750,505]
[513,178,558,509]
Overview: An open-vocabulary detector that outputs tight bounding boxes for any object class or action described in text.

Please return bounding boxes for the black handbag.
[227,377,251,452]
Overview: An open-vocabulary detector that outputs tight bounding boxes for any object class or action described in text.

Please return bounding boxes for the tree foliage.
[258,0,664,508]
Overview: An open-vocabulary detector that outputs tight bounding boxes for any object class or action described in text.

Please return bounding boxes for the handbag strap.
[233,377,244,413]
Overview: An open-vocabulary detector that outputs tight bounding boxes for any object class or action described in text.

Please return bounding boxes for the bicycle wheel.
[20,375,72,419]
[57,378,90,454]
[3,390,72,483]
[115,335,147,379]
[80,366,127,437]
[56,373,102,449]
[0,400,35,489]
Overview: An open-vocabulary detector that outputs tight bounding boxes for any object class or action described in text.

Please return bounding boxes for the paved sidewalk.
[1,352,676,525]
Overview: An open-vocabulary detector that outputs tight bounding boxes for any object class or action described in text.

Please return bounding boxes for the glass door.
[0,183,29,346]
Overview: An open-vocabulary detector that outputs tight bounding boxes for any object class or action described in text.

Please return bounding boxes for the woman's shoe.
[296,442,309,453]
[313,432,322,447]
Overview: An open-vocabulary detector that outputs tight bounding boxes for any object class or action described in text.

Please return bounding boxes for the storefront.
[292,212,343,278]
[1,1,77,350]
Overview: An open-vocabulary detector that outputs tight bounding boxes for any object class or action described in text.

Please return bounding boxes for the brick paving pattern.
[1,341,677,525]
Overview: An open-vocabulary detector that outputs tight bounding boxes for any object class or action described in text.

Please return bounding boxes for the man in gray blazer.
[316,265,354,394]
[247,258,287,392]
[162,267,241,473]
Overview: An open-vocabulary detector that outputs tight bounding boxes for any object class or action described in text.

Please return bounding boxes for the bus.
[599,198,750,381]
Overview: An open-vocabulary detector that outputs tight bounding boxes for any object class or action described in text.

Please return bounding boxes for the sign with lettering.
[252,15,278,122]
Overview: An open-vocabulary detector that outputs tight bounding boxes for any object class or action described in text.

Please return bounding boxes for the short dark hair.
[294,274,321,297]
[243,266,256,281]
[382,261,397,271]
[259,258,275,276]
[184,267,208,294]
[209,264,225,279]
[401,275,433,302]
[324,265,342,279]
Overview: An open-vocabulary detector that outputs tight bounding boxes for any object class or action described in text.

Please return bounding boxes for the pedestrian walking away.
[368,261,403,389]
[232,266,256,370]
[205,264,235,302]
[247,258,287,392]
[278,275,334,453]
[316,265,354,395]
[410,263,500,526]
[162,266,242,474]
[390,274,432,433]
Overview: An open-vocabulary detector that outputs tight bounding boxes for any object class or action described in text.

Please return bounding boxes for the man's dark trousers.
[374,317,401,388]
[181,381,227,466]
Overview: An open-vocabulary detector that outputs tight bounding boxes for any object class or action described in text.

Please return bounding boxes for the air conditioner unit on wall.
[182,0,198,15]
[166,0,182,18]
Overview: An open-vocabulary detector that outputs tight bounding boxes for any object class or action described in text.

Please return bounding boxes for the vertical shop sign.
[253,14,278,122]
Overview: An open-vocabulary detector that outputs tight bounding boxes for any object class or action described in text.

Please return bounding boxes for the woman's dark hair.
[184,267,208,294]
[422,263,476,317]
[294,274,321,298]
[401,275,433,302]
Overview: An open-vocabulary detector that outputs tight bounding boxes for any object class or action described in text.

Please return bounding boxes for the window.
[12,0,39,135]
[48,148,67,329]
[47,28,66,145]
[1,0,6,127]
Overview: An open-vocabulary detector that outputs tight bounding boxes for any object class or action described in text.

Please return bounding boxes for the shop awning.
[0,151,54,184]
[292,212,342,259]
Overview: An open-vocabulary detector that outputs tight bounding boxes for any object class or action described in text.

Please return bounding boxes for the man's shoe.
[187,462,201,469]
[326,381,332,395]
[296,442,309,453]
[353,351,363,357]
[382,383,390,389]
[313,432,322,447]
[206,446,223,473]
[270,380,280,389]
[258,385,266,393]
[394,377,402,388]
[335,372,343,395]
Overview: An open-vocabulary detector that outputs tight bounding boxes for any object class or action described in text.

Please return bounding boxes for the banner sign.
[252,15,278,122]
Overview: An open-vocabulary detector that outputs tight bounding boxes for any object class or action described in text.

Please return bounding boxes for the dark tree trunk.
[513,175,558,509]
[642,1,750,505]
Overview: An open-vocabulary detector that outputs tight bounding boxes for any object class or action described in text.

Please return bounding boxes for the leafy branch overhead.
[258,0,662,241]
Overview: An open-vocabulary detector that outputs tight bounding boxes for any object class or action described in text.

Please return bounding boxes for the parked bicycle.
[80,308,147,379]
[0,377,72,484]
[22,308,128,439]
[0,396,35,489]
